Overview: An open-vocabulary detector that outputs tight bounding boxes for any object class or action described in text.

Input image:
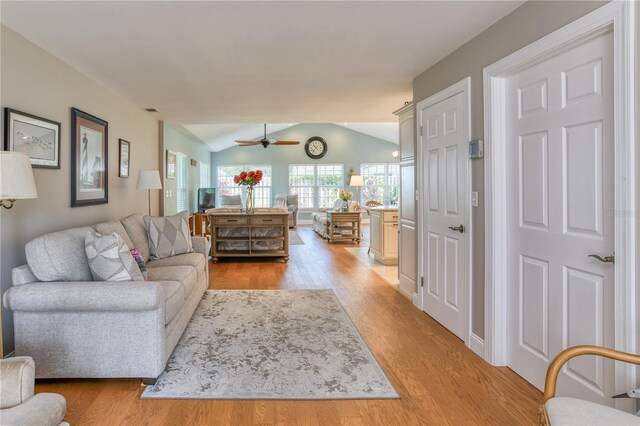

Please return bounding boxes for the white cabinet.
[369,208,398,265]
[370,211,381,254]
[394,101,416,300]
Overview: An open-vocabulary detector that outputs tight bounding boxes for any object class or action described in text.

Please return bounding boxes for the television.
[198,188,216,212]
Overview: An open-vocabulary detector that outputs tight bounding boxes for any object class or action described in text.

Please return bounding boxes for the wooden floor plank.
[35,226,541,425]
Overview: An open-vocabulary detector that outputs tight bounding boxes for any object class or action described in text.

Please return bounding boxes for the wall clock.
[305,136,327,159]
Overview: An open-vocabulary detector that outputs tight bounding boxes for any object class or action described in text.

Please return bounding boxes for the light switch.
[471,191,478,208]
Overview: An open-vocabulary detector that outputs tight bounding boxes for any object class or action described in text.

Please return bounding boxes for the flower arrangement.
[233,169,263,187]
[339,189,353,201]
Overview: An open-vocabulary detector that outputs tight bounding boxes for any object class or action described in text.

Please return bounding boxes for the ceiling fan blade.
[235,140,260,145]
[272,141,300,145]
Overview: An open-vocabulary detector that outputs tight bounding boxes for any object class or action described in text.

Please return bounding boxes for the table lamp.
[137,170,162,215]
[0,151,38,209]
[349,175,364,204]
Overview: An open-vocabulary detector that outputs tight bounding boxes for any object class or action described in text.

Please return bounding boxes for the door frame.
[483,0,637,408]
[416,77,473,347]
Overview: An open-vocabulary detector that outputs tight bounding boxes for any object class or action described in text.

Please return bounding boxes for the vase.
[341,200,349,212]
[245,186,255,214]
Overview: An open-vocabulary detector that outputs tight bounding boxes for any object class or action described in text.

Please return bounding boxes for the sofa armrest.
[0,356,35,408]
[191,236,210,257]
[0,392,67,426]
[3,281,163,313]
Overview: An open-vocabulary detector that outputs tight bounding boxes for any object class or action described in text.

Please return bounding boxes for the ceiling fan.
[235,124,300,148]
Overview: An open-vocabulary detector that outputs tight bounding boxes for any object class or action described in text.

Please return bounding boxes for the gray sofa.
[3,213,209,382]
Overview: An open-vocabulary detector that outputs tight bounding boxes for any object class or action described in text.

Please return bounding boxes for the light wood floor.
[36,226,542,425]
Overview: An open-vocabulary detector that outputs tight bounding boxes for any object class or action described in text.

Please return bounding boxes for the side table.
[326,211,361,244]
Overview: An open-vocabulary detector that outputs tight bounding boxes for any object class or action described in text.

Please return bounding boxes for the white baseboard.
[468,332,486,359]
[412,292,420,308]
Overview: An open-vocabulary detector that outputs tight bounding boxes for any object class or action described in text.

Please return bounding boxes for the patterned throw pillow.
[85,230,144,282]
[144,210,194,260]
[130,248,148,280]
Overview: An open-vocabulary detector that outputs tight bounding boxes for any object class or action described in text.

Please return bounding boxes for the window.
[176,153,188,212]
[361,163,399,205]
[216,165,272,207]
[288,164,343,209]
[199,162,210,188]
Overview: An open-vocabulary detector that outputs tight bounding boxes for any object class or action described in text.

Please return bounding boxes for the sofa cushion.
[25,226,94,282]
[121,214,151,262]
[147,253,206,285]
[144,211,194,260]
[157,281,185,325]
[93,220,134,249]
[85,231,144,282]
[545,397,640,426]
[147,265,198,299]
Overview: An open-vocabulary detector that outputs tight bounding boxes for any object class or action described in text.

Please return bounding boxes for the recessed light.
[343,122,348,126]
[145,108,159,112]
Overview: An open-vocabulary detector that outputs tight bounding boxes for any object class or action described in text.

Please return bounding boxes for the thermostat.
[469,139,484,159]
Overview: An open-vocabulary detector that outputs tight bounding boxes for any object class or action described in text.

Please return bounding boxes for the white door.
[505,32,614,405]
[420,90,468,340]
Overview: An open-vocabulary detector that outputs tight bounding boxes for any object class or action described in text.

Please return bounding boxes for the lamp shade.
[0,151,38,199]
[137,171,162,190]
[349,175,364,187]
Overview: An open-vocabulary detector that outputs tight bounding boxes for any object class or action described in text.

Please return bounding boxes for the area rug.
[288,230,305,245]
[141,290,398,400]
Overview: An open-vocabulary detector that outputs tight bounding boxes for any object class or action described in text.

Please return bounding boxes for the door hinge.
[420,277,424,287]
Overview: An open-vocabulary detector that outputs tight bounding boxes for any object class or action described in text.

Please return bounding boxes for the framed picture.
[119,139,130,178]
[4,108,61,168]
[71,108,108,207]
[166,150,176,179]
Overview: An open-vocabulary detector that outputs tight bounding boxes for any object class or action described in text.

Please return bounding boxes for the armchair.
[219,194,243,209]
[541,345,640,425]
[274,194,298,228]
[0,356,68,426]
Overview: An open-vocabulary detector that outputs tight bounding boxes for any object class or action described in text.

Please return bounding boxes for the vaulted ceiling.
[1,1,524,149]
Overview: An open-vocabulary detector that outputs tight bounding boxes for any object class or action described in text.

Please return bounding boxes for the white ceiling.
[1,1,524,131]
[184,122,400,151]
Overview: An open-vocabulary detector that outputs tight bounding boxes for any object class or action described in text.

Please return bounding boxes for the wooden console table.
[208,210,290,263]
[326,211,361,244]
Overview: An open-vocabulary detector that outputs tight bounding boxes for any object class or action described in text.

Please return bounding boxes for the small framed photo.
[71,108,108,207]
[119,139,130,178]
[166,150,176,179]
[4,108,61,168]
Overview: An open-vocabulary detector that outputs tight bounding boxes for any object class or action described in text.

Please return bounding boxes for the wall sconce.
[392,151,399,159]
[0,151,38,209]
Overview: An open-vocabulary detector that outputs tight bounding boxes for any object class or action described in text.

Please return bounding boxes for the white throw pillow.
[85,230,144,282]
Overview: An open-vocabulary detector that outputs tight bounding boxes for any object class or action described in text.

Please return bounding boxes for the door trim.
[483,0,637,409]
[416,77,473,348]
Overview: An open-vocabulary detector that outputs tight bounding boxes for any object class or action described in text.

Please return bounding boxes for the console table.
[326,211,362,244]
[208,210,290,263]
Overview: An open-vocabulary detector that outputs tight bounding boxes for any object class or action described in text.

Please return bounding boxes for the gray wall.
[412,1,607,339]
[161,123,212,215]
[211,123,398,219]
[0,26,160,354]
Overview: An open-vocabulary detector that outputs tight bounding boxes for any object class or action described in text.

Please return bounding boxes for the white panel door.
[505,32,614,405]
[421,91,468,340]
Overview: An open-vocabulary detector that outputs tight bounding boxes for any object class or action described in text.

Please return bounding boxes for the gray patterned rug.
[141,290,398,400]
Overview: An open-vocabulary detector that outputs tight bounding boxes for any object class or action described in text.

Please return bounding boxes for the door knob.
[448,224,464,233]
[588,254,615,264]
